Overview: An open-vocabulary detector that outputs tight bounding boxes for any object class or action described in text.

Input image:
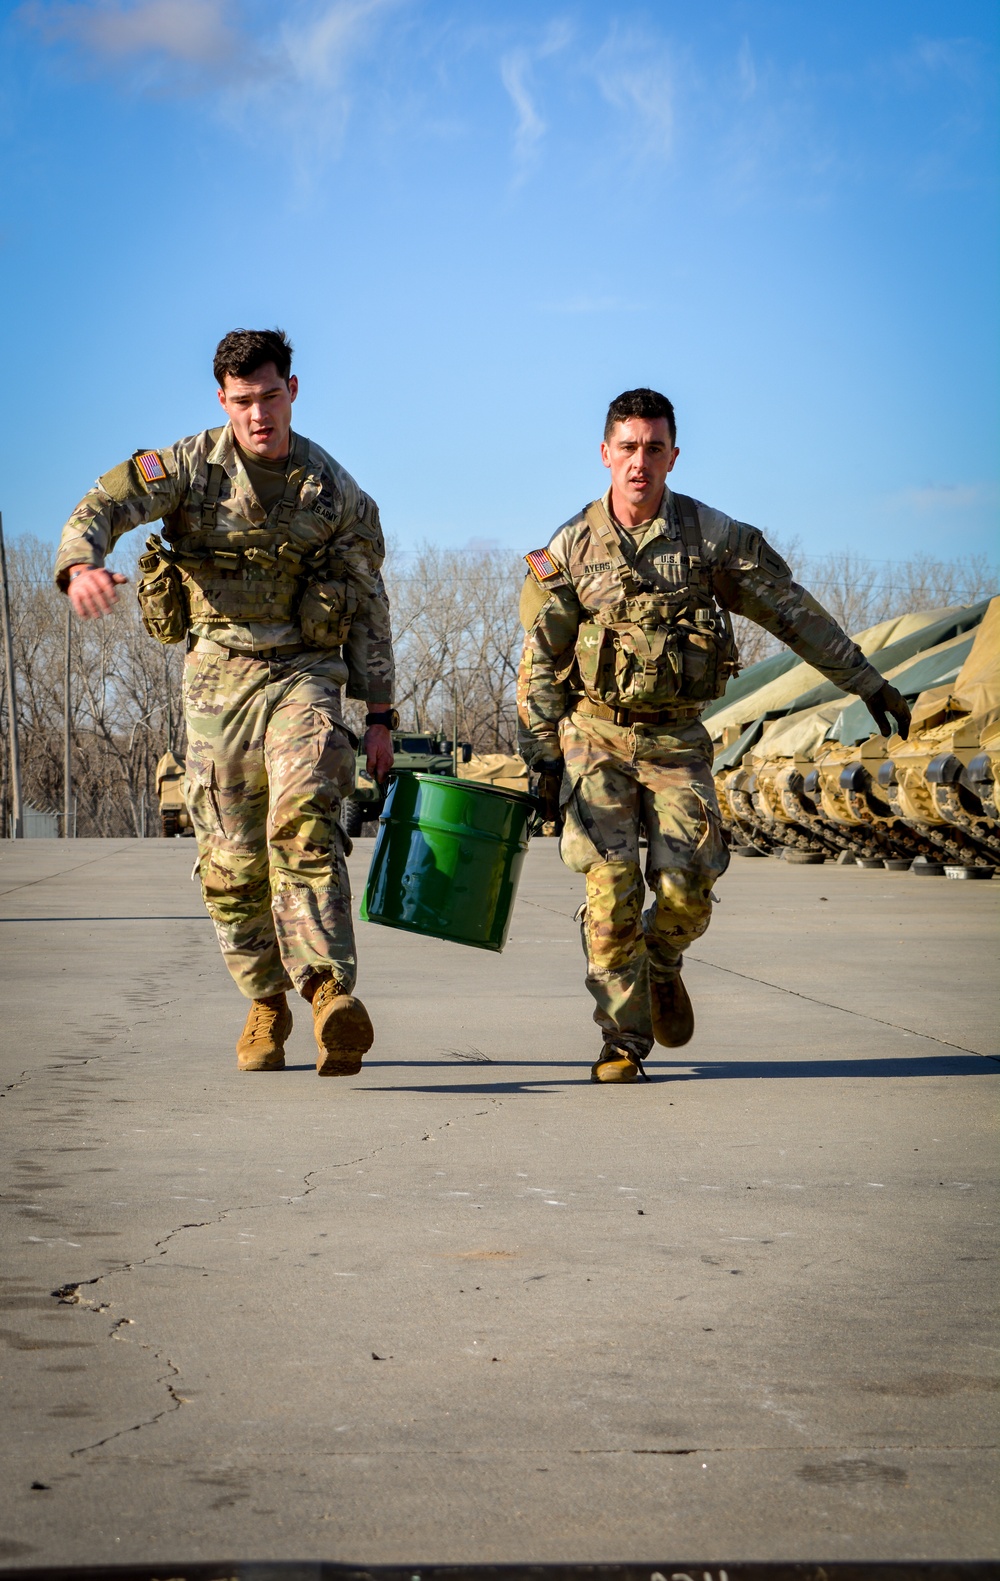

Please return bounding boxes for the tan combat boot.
[309,974,374,1077]
[236,993,293,1071]
[650,972,694,1048]
[590,1043,650,1084]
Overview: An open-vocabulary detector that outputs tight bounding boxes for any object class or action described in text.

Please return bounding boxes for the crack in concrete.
[42,1082,509,1464]
[685,953,995,1058]
[519,896,995,1061]
[70,1346,184,1457]
[0,849,125,901]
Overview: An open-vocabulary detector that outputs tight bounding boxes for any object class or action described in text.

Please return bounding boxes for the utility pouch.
[575,615,682,709]
[298,577,358,650]
[136,536,189,645]
[675,606,740,701]
[611,621,682,706]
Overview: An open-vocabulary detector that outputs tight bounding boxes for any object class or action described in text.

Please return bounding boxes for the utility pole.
[64,599,73,837]
[163,647,172,755]
[0,512,23,839]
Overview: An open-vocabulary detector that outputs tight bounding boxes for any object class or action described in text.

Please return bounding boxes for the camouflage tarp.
[749,699,847,762]
[711,599,993,772]
[833,628,980,745]
[707,603,982,742]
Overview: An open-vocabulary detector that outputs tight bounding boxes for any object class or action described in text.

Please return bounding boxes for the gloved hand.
[867,680,911,740]
[530,757,565,826]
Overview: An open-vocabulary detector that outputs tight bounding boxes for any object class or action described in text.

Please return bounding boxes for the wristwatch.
[366,709,399,730]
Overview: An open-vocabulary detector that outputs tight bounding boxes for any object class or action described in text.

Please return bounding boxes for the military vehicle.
[714,596,999,873]
[155,750,193,838]
[341,732,472,837]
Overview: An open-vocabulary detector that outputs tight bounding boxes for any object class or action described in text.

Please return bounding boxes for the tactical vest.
[136,432,356,648]
[572,494,739,709]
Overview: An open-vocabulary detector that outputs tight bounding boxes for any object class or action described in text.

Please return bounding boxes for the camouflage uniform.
[55,423,394,1001]
[518,486,884,1058]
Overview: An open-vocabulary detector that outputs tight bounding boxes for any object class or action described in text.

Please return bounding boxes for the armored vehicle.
[341,733,471,837]
[715,596,999,872]
[155,750,193,838]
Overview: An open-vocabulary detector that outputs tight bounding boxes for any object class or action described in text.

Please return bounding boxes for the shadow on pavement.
[273,1051,998,1091]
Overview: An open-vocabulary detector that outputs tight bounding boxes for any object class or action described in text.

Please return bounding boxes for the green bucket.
[360,773,534,952]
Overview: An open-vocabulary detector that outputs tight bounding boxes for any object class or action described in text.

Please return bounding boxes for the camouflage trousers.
[558,711,729,1055]
[183,648,357,1002]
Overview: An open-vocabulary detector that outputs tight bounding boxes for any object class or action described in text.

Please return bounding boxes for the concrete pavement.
[0,837,997,1569]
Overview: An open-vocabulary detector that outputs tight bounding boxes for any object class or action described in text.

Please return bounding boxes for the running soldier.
[517,388,911,1083]
[55,328,397,1077]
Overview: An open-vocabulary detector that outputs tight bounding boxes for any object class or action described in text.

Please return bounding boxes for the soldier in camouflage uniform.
[518,389,911,1084]
[56,328,396,1077]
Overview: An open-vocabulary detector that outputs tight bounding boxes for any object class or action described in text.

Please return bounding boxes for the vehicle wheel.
[161,813,178,838]
[341,799,367,838]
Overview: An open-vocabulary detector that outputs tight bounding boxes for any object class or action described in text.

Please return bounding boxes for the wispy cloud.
[19,0,268,87]
[499,19,571,181]
[591,24,676,161]
[500,49,544,166]
[282,0,396,91]
[19,0,401,176]
[892,34,990,89]
[885,482,998,515]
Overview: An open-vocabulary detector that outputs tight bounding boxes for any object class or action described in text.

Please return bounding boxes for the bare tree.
[1,530,994,837]
[730,543,995,668]
[1,536,183,837]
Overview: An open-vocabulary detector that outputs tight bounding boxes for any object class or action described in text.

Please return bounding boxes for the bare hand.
[67,566,128,619]
[363,723,394,783]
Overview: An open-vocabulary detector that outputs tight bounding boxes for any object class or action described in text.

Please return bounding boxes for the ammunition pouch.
[141,436,365,647]
[298,574,358,650]
[575,596,738,710]
[141,530,360,649]
[137,538,189,645]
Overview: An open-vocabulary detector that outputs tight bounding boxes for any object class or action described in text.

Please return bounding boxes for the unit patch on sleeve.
[525,548,562,584]
[134,450,167,484]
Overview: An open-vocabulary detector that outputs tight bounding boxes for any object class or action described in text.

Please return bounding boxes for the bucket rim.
[411,772,535,807]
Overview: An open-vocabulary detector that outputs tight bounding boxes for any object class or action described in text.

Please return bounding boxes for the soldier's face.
[601,417,678,515]
[217,364,298,460]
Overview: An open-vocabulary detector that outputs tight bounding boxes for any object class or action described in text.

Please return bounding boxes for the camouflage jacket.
[54,424,394,704]
[517,486,884,764]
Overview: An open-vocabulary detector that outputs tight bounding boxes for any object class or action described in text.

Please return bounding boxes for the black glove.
[867,680,911,740]
[530,758,565,826]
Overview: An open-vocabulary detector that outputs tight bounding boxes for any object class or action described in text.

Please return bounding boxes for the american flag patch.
[135,450,166,483]
[525,547,561,583]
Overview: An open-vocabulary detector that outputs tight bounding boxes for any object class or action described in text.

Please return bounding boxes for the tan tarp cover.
[880,626,979,683]
[459,753,528,793]
[750,700,846,762]
[748,617,995,760]
[910,596,1000,743]
[707,604,962,741]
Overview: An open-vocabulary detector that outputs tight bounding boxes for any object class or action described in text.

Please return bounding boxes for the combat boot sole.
[591,1053,641,1083]
[314,994,374,1077]
[237,999,293,1072]
[651,973,694,1048]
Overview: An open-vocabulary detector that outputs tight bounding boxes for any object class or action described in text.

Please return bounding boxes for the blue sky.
[2,0,997,563]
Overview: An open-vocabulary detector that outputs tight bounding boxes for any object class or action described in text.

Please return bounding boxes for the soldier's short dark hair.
[214,328,293,387]
[604,388,676,445]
